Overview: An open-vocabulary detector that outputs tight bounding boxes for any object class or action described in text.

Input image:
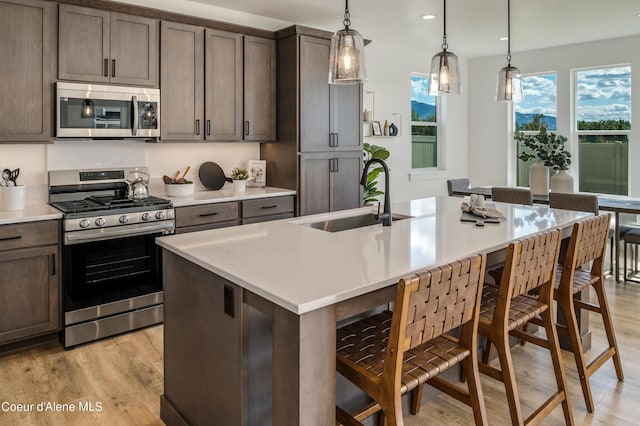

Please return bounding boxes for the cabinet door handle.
[334,158,339,172]
[199,212,218,217]
[207,120,211,136]
[0,235,21,242]
[328,133,333,147]
[50,253,56,276]
[195,119,201,135]
[244,121,250,135]
[334,133,339,147]
[103,58,109,77]
[261,205,277,209]
[329,158,335,173]
[112,59,116,77]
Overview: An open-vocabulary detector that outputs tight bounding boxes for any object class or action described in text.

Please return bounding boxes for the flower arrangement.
[514,127,571,171]
[230,167,249,180]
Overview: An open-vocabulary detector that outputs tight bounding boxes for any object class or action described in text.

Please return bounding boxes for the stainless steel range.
[49,167,175,347]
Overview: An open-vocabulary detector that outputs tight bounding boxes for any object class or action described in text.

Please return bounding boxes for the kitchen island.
[156,196,591,426]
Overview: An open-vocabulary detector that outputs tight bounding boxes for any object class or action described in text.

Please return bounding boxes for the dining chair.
[447,178,470,196]
[336,254,488,426]
[528,214,623,412]
[490,187,533,205]
[477,229,574,425]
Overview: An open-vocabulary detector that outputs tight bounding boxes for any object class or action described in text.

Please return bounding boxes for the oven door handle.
[64,221,175,245]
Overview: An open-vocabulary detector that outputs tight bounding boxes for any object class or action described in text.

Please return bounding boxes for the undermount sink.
[304,213,412,233]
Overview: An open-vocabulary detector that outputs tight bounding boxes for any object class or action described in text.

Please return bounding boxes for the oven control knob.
[155,211,166,220]
[141,212,151,221]
[95,217,106,227]
[79,219,91,229]
[119,215,129,224]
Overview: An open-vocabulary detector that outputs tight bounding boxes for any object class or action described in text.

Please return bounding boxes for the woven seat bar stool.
[528,214,623,412]
[336,254,488,426]
[447,178,470,196]
[491,187,533,205]
[478,229,574,425]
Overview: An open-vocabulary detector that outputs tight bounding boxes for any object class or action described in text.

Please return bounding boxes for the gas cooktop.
[51,195,171,214]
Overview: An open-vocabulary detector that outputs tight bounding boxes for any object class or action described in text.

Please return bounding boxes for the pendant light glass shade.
[496,65,523,102]
[428,0,461,95]
[428,51,461,95]
[328,0,367,85]
[495,0,524,102]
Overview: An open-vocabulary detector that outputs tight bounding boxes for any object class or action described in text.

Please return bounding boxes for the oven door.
[63,231,164,312]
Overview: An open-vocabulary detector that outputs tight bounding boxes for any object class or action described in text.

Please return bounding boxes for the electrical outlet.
[224,285,234,317]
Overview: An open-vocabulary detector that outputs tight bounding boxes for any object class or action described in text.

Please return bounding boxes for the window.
[575,66,631,195]
[411,74,438,169]
[514,73,557,186]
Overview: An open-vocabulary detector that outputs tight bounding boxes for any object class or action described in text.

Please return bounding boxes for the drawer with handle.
[241,196,294,219]
[176,202,239,228]
[0,221,59,251]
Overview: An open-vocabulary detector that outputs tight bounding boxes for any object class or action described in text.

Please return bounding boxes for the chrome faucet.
[361,158,392,226]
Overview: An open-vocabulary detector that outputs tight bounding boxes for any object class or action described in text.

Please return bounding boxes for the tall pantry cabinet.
[261,26,363,216]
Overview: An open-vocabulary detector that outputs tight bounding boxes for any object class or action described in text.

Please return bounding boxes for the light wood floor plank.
[0,278,637,425]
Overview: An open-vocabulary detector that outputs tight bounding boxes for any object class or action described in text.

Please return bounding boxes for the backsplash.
[0,140,261,200]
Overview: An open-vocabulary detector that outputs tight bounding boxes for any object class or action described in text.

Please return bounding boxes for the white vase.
[550,170,574,193]
[529,160,549,196]
[233,180,246,192]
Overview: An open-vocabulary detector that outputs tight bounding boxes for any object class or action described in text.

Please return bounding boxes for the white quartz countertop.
[0,204,62,225]
[148,182,295,207]
[156,196,591,315]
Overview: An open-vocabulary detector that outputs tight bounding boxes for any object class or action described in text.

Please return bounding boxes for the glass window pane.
[576,67,631,130]
[411,125,437,168]
[411,74,438,169]
[515,73,557,131]
[578,134,628,195]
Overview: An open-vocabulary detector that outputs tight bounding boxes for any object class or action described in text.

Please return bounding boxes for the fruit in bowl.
[163,167,195,196]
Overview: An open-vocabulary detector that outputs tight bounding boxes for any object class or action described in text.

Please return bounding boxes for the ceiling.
[185,0,640,58]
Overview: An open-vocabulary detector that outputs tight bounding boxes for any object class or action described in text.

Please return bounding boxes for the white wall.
[468,34,640,196]
[363,40,469,202]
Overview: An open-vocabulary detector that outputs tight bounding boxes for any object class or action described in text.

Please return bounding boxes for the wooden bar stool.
[336,254,488,426]
[478,229,574,425]
[539,214,623,411]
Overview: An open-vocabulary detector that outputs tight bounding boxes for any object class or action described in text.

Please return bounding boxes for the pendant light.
[328,0,367,85]
[428,0,461,95]
[496,0,523,102]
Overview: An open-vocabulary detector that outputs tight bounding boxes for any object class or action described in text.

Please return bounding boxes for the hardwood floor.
[0,277,638,425]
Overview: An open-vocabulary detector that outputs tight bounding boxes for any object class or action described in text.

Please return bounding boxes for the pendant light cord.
[343,0,351,29]
[507,0,512,65]
[442,0,448,51]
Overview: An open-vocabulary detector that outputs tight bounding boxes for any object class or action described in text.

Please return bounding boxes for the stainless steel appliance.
[49,167,174,347]
[56,82,160,139]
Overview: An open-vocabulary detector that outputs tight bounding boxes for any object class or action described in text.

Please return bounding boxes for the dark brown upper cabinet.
[160,22,275,142]
[160,21,204,142]
[299,36,362,152]
[243,35,276,142]
[0,0,55,142]
[58,4,158,87]
[205,29,243,141]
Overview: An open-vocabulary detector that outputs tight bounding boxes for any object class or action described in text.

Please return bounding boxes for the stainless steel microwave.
[56,82,160,138]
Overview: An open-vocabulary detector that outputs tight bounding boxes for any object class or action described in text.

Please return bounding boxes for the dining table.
[452,186,640,282]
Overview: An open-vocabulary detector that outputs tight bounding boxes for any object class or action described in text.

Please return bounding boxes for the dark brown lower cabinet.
[299,152,362,216]
[0,220,60,345]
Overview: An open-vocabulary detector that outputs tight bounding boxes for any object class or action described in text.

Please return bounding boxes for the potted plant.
[230,167,249,192]
[514,126,572,194]
[362,143,390,205]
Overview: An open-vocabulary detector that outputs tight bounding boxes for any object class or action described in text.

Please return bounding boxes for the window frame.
[410,72,440,172]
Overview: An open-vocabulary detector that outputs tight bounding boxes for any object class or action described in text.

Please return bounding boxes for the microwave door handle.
[132,95,138,136]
